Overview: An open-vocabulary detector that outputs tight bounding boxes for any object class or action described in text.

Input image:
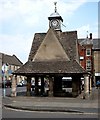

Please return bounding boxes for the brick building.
[78,34,100,86]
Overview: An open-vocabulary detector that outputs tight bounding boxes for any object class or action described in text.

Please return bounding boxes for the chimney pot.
[90,33,92,39]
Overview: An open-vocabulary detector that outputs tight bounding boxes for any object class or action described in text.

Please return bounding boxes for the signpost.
[2,64,8,97]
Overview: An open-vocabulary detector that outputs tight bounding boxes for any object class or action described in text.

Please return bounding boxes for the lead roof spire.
[48,2,63,22]
[54,2,57,13]
[48,2,63,31]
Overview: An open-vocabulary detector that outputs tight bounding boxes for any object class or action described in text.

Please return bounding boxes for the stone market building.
[13,3,90,97]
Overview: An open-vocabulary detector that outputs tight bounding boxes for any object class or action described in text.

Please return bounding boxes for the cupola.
[48,2,63,31]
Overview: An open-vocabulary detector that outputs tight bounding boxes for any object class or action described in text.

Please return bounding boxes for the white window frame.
[80,56,84,60]
[86,49,91,56]
[86,60,91,71]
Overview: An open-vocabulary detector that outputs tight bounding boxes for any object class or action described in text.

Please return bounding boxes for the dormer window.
[86,49,91,56]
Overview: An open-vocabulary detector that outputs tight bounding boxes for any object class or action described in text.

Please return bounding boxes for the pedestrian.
[96,80,100,89]
[82,80,84,91]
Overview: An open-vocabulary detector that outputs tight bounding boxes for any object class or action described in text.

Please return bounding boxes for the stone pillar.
[11,75,17,97]
[83,74,89,99]
[93,74,96,87]
[53,76,62,96]
[84,75,89,93]
[26,76,31,96]
[89,76,92,91]
[41,76,44,96]
[34,76,39,96]
[48,77,54,97]
[54,77,62,91]
[79,78,82,94]
[72,76,80,97]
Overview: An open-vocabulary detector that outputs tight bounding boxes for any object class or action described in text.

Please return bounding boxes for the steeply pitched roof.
[93,39,100,49]
[14,28,86,75]
[32,29,70,61]
[79,38,93,45]
[2,53,23,66]
[29,28,78,61]
[28,33,46,61]
[78,38,100,49]
[59,30,78,60]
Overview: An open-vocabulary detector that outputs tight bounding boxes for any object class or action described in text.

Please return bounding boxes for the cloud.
[0,0,99,24]
[77,23,98,38]
[0,0,88,27]
[0,0,98,63]
[58,0,87,15]
[77,24,90,38]
[91,22,98,38]
[0,34,33,63]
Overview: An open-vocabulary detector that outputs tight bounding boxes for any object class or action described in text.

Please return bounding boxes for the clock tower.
[48,2,63,31]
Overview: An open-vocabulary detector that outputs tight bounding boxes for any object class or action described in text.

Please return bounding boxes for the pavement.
[2,87,99,114]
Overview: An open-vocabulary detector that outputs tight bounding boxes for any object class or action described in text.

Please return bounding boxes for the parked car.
[21,80,27,86]
[17,81,23,87]
[17,80,27,87]
[2,80,12,88]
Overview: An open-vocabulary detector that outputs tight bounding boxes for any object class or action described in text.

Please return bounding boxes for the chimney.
[90,33,92,39]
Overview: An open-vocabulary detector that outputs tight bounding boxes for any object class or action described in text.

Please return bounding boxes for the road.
[1,87,27,119]
[2,107,98,119]
[2,86,26,97]
[1,87,99,119]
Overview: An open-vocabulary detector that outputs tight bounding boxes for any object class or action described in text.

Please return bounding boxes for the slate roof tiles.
[14,29,86,75]
[2,53,23,66]
[14,60,86,75]
[29,30,78,61]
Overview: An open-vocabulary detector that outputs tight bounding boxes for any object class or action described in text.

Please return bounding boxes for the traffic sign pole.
[2,64,8,97]
[3,65,6,97]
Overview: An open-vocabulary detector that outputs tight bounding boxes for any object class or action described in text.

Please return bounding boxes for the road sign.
[2,64,9,97]
[2,64,8,72]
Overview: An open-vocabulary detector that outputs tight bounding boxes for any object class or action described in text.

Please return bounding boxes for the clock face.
[51,20,59,28]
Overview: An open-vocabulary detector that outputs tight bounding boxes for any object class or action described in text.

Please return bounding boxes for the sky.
[0,0,99,64]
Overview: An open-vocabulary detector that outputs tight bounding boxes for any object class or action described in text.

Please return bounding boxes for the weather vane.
[54,2,57,13]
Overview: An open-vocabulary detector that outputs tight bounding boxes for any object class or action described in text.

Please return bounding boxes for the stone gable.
[33,29,69,61]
